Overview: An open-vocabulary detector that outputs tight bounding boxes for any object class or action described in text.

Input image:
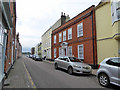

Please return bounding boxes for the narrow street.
[23,56,104,88]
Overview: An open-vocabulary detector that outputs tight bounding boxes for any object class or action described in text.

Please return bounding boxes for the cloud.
[16,0,101,52]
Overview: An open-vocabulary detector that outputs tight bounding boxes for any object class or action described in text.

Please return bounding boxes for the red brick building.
[4,1,17,73]
[52,5,97,68]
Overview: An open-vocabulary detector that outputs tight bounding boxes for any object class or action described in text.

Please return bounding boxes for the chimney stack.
[61,12,66,25]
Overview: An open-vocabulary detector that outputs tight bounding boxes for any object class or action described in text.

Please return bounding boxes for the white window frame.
[63,31,66,41]
[111,1,120,24]
[77,22,83,37]
[54,48,56,58]
[68,46,72,56]
[68,28,72,40]
[59,33,62,42]
[78,44,84,59]
[59,47,62,56]
[54,35,56,44]
[0,25,4,45]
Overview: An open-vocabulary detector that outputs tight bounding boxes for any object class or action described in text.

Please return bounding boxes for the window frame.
[63,31,66,41]
[111,1,120,24]
[77,22,83,37]
[68,46,72,56]
[54,35,56,44]
[78,44,84,59]
[68,28,72,40]
[59,33,62,42]
[54,48,56,58]
[59,47,62,56]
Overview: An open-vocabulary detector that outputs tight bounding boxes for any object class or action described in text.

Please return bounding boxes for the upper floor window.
[63,31,66,41]
[54,35,56,44]
[111,1,120,24]
[116,1,120,19]
[68,28,72,40]
[77,22,83,37]
[78,44,84,59]
[0,25,4,45]
[59,33,62,42]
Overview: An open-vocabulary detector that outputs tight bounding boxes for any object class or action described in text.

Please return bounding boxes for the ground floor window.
[54,48,56,58]
[78,44,84,59]
[68,46,72,56]
[59,48,62,56]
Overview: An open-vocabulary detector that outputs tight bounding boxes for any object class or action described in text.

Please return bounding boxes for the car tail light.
[98,64,100,69]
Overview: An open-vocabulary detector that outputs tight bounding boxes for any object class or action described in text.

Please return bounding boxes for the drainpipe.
[91,10,96,69]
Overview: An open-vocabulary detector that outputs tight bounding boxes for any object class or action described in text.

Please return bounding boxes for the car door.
[57,57,63,68]
[106,58,120,85]
[63,57,70,70]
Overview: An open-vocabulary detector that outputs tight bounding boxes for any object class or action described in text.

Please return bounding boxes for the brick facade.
[52,5,97,67]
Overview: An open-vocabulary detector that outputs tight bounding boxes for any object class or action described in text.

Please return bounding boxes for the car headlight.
[73,65,81,68]
[83,66,91,69]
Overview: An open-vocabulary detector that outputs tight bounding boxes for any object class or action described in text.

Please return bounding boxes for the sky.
[16,0,101,52]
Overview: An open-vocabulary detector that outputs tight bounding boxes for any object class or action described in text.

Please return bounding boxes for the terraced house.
[0,0,22,89]
[95,0,120,64]
[52,5,97,68]
[42,13,70,60]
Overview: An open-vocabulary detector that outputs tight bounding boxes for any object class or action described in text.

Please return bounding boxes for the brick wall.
[52,5,97,66]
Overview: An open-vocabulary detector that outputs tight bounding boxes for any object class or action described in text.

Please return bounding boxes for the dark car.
[34,55,42,61]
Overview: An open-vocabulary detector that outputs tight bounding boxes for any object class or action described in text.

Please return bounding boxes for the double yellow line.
[23,61,36,89]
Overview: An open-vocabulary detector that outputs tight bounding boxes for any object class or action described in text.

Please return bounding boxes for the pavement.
[3,57,97,89]
[3,57,35,88]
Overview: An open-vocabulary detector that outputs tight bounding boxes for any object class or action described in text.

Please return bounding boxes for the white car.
[97,57,120,87]
[54,56,92,75]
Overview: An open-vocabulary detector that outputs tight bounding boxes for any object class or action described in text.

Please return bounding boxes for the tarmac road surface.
[24,57,104,88]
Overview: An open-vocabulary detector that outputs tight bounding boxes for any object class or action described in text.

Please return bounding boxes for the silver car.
[54,56,92,75]
[97,57,120,87]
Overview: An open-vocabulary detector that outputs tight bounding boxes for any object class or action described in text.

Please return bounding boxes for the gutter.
[91,10,96,69]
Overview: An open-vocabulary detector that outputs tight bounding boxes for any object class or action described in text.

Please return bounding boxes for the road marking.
[23,61,36,89]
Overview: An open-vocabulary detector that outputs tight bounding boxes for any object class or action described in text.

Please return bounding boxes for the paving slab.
[3,57,34,88]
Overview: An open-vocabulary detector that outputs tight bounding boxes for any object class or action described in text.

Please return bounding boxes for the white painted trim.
[78,44,84,59]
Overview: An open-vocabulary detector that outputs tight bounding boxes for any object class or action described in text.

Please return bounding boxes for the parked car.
[34,55,42,61]
[29,54,33,58]
[97,57,120,87]
[32,54,36,60]
[54,56,92,75]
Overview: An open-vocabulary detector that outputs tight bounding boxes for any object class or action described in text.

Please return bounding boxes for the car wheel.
[55,63,58,69]
[68,67,73,75]
[98,73,110,87]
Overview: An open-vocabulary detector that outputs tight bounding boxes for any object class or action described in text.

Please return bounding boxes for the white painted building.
[42,13,70,60]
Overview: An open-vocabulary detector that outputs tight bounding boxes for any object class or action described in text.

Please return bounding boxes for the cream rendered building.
[95,0,120,64]
[35,43,39,55]
[42,14,70,60]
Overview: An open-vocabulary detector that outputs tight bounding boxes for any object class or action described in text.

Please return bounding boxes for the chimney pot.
[64,13,65,16]
[61,12,63,16]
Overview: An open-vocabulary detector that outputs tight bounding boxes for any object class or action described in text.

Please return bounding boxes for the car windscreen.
[69,57,81,62]
[36,55,39,57]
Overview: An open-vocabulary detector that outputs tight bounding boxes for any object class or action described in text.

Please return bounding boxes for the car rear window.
[106,58,120,67]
